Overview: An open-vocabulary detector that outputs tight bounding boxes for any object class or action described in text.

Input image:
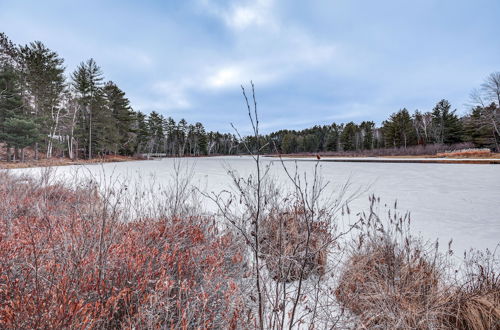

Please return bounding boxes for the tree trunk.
[89,105,92,160]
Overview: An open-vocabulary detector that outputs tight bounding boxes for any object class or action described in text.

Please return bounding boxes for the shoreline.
[271,157,500,164]
[3,153,500,169]
[265,154,500,164]
[0,155,145,169]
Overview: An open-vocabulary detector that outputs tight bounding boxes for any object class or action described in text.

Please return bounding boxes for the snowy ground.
[10,155,500,257]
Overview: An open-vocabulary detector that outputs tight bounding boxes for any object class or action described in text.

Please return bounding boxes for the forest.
[1,31,499,162]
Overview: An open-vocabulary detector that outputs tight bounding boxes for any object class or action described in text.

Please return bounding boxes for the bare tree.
[468,73,500,150]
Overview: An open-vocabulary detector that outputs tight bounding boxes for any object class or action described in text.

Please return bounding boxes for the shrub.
[260,205,330,282]
[0,172,250,329]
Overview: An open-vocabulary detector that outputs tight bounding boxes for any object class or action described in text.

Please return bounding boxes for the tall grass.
[335,196,500,329]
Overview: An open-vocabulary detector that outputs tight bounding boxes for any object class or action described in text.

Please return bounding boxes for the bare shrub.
[260,204,330,282]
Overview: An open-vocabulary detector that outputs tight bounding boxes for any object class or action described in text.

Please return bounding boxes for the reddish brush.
[437,148,492,158]
[0,172,250,329]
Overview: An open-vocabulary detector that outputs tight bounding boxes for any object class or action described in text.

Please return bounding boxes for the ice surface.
[11,155,500,257]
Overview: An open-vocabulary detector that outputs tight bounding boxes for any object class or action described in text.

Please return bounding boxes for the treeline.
[1,32,499,161]
[0,32,237,161]
[249,96,499,155]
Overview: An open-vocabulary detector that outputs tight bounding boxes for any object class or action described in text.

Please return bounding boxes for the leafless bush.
[260,203,330,283]
[205,82,360,329]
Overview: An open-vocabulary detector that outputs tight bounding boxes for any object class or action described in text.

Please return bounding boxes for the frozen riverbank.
[10,155,500,255]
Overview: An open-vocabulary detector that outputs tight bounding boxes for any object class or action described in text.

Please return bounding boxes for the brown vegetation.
[335,196,500,329]
[437,148,493,158]
[1,164,498,328]
[440,250,500,329]
[0,172,250,329]
[0,154,143,169]
[279,142,476,158]
[260,206,329,282]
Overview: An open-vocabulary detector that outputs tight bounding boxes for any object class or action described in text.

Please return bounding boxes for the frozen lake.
[10,156,500,257]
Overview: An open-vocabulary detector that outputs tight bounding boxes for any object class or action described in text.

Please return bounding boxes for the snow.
[10,155,500,256]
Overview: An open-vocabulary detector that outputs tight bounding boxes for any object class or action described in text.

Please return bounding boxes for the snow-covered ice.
[10,155,500,256]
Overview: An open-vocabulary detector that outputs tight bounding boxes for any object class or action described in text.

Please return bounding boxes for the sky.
[1,0,499,134]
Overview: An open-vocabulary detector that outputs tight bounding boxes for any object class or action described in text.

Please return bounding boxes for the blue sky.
[1,0,499,133]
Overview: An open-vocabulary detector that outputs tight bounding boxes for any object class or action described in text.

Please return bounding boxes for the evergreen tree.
[19,41,65,158]
[360,121,375,150]
[135,111,150,153]
[282,133,297,154]
[147,111,165,153]
[382,109,414,148]
[103,81,135,154]
[0,66,24,160]
[341,122,358,151]
[325,123,341,151]
[71,58,103,159]
[431,100,463,144]
[0,117,39,162]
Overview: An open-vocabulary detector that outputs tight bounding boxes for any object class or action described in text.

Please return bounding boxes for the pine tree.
[382,109,414,148]
[360,121,375,150]
[19,41,65,158]
[431,100,463,144]
[0,117,39,161]
[147,111,165,154]
[0,65,26,161]
[103,81,135,154]
[281,133,297,154]
[341,122,358,151]
[71,58,103,159]
[135,111,150,153]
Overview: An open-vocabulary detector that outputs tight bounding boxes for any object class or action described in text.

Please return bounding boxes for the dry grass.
[260,205,330,282]
[440,249,500,329]
[335,197,500,329]
[335,236,444,328]
[0,154,143,169]
[437,148,493,158]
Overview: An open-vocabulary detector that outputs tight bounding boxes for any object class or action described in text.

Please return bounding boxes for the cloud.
[199,0,276,30]
[133,81,192,112]
[206,66,242,88]
[205,64,281,89]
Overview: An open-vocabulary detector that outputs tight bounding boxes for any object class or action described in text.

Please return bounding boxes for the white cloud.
[206,66,242,88]
[205,64,280,89]
[200,0,276,30]
[134,81,192,112]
